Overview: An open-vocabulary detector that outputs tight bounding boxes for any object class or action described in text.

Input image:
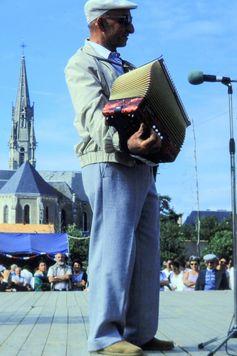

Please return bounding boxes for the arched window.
[3,205,9,223]
[24,205,30,224]
[83,212,88,232]
[45,206,49,224]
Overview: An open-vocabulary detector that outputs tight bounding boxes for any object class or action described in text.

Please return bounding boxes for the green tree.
[203,230,232,260]
[67,224,90,265]
[160,195,182,223]
[160,220,186,261]
[159,195,186,261]
[199,216,219,241]
[180,223,196,242]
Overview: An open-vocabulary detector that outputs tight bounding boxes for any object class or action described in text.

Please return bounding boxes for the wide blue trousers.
[82,162,160,351]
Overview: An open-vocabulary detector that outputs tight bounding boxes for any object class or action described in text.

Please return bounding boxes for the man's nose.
[128,23,135,34]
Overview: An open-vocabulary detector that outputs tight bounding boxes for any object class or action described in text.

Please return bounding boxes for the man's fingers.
[137,123,145,136]
[142,131,160,146]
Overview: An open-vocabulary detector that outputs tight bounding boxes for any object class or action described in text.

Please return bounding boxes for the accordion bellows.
[103,58,190,163]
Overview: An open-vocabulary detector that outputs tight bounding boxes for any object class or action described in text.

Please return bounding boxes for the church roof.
[0,170,15,180]
[0,161,57,196]
[48,181,73,200]
[40,170,88,202]
[0,170,15,190]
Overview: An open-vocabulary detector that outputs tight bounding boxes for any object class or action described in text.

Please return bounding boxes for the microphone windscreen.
[188,71,204,85]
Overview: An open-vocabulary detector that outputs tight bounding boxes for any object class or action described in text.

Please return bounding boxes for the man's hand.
[127,123,162,155]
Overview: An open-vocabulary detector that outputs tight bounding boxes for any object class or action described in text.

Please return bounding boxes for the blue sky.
[0,0,237,219]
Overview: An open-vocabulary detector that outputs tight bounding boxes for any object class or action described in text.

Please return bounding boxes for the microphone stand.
[198,80,237,355]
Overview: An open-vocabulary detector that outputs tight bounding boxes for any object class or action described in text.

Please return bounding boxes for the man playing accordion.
[65,0,174,354]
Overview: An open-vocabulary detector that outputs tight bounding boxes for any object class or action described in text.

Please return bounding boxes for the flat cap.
[203,254,218,262]
[84,0,138,24]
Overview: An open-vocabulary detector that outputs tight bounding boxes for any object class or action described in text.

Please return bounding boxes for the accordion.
[103,58,190,164]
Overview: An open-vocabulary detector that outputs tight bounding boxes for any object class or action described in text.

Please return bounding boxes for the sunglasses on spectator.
[190,262,198,266]
[104,15,133,26]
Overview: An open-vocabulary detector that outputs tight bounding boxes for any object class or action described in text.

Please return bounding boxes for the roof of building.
[0,161,57,196]
[0,223,55,233]
[0,170,15,180]
[0,168,88,201]
[184,210,231,225]
[48,181,73,200]
[40,170,88,201]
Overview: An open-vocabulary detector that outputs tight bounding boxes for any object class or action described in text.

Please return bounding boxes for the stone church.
[0,55,92,233]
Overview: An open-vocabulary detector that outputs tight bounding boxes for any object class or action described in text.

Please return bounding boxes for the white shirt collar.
[86,40,111,59]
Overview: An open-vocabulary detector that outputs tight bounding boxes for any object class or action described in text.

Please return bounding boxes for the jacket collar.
[82,39,135,72]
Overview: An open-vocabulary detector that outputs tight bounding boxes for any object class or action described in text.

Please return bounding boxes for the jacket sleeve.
[219,271,229,290]
[65,52,120,153]
[194,271,203,290]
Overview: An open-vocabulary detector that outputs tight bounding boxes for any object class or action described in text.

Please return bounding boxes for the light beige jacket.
[65,41,136,168]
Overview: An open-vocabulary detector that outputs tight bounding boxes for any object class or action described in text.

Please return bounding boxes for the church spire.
[15,55,30,114]
[9,55,37,170]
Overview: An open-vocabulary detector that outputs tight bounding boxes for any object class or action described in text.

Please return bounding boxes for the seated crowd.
[0,253,233,292]
[0,253,88,292]
[160,254,232,292]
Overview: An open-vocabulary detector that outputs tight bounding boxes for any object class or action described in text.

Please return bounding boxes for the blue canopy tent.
[0,233,69,256]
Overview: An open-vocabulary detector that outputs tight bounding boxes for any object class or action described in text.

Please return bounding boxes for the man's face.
[101,9,135,50]
[219,259,227,269]
[55,253,65,264]
[73,262,81,272]
[206,260,217,270]
[15,267,21,275]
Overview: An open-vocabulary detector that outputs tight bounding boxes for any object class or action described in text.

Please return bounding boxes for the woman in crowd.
[71,260,87,291]
[183,256,200,291]
[168,260,184,291]
[34,261,50,291]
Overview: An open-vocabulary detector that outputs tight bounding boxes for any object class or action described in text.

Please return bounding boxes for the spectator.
[227,259,234,290]
[0,262,6,273]
[0,269,11,292]
[21,265,33,287]
[162,259,173,279]
[9,264,18,280]
[218,257,230,286]
[11,267,32,291]
[48,253,72,291]
[184,259,191,272]
[168,261,184,291]
[183,256,199,291]
[71,260,88,291]
[195,254,229,291]
[227,259,233,271]
[34,262,50,291]
[160,270,171,291]
[217,257,228,272]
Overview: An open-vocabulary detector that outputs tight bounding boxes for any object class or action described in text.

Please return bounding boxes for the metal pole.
[196,79,237,354]
[192,118,201,256]
[227,83,237,327]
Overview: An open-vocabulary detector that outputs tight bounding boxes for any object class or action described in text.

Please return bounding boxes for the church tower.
[9,55,36,170]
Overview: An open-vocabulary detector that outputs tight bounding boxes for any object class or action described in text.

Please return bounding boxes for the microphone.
[188,71,236,85]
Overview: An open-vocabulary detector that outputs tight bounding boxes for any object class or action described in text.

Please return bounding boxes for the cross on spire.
[21,42,27,56]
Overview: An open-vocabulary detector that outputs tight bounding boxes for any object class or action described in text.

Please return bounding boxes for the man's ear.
[97,17,108,31]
